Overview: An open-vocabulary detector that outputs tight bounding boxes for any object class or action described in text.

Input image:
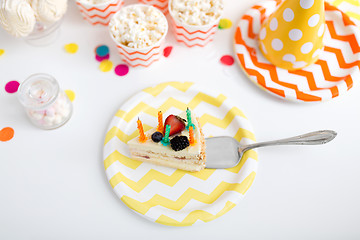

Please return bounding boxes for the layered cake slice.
[128,108,206,172]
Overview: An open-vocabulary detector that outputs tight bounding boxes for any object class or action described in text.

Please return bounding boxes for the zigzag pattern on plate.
[103,82,258,226]
[171,21,218,47]
[329,0,360,25]
[76,0,123,25]
[234,1,360,102]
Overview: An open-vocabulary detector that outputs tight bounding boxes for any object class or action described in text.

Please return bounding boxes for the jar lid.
[17,73,59,109]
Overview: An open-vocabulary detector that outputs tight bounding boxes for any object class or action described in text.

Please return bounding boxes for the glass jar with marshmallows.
[17,73,73,130]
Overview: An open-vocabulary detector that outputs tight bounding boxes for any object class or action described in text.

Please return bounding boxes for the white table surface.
[1,0,360,239]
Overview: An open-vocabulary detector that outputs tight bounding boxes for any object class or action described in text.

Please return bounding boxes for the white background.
[1,0,360,239]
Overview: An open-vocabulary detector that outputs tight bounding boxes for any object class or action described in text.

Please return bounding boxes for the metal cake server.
[205,130,337,169]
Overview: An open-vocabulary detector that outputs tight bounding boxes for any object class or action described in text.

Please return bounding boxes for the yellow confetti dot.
[99,60,113,72]
[65,90,75,102]
[219,18,232,29]
[64,43,78,54]
[0,49,4,56]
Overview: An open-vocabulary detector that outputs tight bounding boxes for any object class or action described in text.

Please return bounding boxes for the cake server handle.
[238,130,337,153]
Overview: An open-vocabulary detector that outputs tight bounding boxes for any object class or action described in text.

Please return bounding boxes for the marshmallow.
[27,91,71,128]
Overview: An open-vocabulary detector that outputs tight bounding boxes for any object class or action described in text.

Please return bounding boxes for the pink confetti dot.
[163,46,173,58]
[220,55,235,66]
[96,54,110,62]
[5,81,20,93]
[115,64,129,76]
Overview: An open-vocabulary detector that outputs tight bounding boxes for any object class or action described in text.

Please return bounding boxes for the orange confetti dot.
[0,127,14,142]
[64,43,78,54]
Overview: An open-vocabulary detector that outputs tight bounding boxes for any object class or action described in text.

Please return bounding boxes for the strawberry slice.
[164,115,186,136]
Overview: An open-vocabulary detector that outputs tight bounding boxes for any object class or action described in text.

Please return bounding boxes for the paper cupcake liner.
[76,0,124,26]
[139,0,168,14]
[115,42,165,67]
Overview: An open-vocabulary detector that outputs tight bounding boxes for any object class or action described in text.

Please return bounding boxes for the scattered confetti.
[64,43,79,54]
[0,49,4,56]
[115,64,129,76]
[220,55,235,66]
[0,127,14,142]
[96,45,109,57]
[95,54,110,62]
[219,18,232,29]
[65,90,75,102]
[99,60,113,72]
[163,46,173,57]
[5,80,20,93]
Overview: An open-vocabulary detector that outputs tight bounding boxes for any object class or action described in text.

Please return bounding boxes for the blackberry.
[170,136,189,151]
[151,131,163,143]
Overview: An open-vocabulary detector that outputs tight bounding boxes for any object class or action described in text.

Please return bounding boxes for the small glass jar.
[25,20,62,46]
[17,73,72,130]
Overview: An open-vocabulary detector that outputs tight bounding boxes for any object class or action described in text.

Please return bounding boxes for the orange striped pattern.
[116,42,165,68]
[139,0,168,14]
[234,0,360,102]
[168,8,220,47]
[76,0,124,26]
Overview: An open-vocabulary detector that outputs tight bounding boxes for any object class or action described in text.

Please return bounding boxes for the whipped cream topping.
[0,0,36,37]
[109,5,167,49]
[170,0,224,26]
[29,0,67,24]
[76,0,113,5]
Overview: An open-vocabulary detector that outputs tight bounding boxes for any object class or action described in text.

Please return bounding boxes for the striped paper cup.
[109,5,168,67]
[168,0,222,47]
[138,0,168,14]
[75,0,124,26]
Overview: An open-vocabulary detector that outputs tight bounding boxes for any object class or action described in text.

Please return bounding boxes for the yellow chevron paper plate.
[234,0,360,102]
[103,82,258,226]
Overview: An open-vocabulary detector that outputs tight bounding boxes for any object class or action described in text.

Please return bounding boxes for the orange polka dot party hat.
[259,0,325,70]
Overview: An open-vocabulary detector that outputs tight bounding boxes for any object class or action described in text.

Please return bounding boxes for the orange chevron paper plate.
[103,82,258,226]
[234,0,360,102]
[329,0,360,26]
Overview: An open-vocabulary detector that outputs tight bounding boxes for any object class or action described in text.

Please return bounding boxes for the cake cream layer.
[130,151,205,172]
[129,149,204,162]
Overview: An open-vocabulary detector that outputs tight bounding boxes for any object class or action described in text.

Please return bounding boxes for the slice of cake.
[128,109,206,172]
